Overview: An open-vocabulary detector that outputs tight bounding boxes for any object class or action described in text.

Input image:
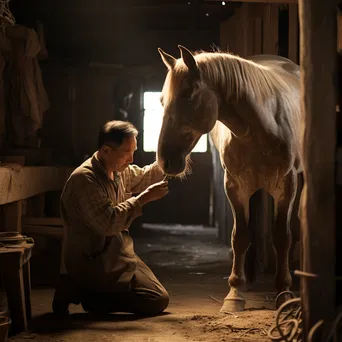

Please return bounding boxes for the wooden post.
[338,13,342,51]
[298,0,337,340]
[262,4,279,55]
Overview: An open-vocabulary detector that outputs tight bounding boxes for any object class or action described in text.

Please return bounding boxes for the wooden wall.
[41,64,121,165]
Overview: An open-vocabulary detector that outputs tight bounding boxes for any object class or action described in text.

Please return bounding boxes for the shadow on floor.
[26,311,170,335]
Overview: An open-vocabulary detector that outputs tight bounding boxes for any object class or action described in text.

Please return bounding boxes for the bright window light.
[143,91,208,153]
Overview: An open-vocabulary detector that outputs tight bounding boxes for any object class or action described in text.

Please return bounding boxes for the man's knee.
[157,290,169,313]
[138,289,169,316]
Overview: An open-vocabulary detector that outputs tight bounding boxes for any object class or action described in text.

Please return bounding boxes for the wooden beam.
[298,0,337,340]
[22,217,63,227]
[22,225,63,240]
[0,167,72,205]
[207,0,297,3]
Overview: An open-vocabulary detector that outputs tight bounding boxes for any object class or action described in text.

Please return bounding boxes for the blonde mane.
[194,51,295,102]
[162,50,299,114]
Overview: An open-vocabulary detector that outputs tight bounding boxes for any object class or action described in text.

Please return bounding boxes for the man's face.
[104,136,137,172]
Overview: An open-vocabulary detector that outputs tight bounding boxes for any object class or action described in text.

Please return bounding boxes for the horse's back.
[246,54,300,81]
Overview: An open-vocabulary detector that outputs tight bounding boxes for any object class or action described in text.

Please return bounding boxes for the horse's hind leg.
[220,173,251,313]
[270,169,297,307]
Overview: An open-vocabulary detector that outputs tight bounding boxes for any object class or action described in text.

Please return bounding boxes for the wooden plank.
[241,4,254,57]
[253,17,263,55]
[26,194,46,217]
[338,14,342,51]
[220,19,232,52]
[220,7,240,54]
[0,156,25,166]
[288,4,299,63]
[298,0,337,340]
[22,217,63,226]
[3,201,22,233]
[262,4,279,55]
[0,167,73,205]
[22,225,63,240]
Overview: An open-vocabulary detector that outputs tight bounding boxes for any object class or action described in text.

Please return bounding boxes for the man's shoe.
[52,274,82,315]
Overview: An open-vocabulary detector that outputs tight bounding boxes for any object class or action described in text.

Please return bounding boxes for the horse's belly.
[222,144,294,193]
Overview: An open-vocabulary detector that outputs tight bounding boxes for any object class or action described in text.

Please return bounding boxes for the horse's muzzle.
[160,158,186,176]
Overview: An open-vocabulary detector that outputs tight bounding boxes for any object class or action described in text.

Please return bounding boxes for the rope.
[267,271,342,341]
[268,291,303,342]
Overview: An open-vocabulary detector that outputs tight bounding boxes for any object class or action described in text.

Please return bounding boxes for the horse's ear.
[178,45,198,73]
[158,48,176,70]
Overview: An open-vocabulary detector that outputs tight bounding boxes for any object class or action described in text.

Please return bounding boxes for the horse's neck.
[216,97,267,142]
[204,58,269,140]
[218,100,250,138]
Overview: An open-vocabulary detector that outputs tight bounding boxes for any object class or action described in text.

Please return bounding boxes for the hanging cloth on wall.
[5,25,50,147]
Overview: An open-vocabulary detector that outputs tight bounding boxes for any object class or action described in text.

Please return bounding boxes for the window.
[143,91,208,153]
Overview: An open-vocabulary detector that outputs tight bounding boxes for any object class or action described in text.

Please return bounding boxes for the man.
[53,120,169,316]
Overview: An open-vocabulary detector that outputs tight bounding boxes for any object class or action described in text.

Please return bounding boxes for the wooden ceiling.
[8,0,239,63]
[10,0,238,31]
[8,0,298,65]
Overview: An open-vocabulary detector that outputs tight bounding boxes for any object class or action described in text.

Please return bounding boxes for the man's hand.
[136,180,169,206]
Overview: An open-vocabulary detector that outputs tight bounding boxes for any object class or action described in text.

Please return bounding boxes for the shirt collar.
[91,152,120,184]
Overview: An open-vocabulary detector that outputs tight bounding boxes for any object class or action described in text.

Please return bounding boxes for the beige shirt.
[60,153,164,291]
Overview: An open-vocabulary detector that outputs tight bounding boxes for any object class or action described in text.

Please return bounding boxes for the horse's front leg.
[270,169,297,307]
[220,174,251,313]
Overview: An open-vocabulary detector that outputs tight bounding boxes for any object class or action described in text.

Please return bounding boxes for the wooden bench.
[0,165,72,334]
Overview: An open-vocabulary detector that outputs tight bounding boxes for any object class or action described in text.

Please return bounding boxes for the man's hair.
[98,120,138,149]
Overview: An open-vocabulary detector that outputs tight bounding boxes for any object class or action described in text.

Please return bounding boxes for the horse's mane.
[194,51,296,103]
[162,49,297,106]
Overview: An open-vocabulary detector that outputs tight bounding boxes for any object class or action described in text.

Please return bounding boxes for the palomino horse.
[157,45,301,313]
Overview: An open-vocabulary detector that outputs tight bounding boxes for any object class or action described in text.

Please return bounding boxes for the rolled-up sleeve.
[126,161,164,194]
[74,174,142,236]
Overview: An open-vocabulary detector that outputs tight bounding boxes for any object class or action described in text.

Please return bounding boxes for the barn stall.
[0,0,338,341]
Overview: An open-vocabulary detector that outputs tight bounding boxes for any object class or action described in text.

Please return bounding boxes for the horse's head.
[157,45,218,176]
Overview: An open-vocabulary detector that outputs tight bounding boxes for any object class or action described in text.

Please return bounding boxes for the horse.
[156,45,302,313]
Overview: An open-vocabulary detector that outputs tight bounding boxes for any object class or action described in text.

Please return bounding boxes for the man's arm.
[125,161,164,194]
[74,174,142,236]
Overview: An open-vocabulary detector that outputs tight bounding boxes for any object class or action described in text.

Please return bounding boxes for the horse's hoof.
[220,297,246,313]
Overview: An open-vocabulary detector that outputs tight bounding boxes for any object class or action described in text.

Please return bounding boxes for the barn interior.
[0,0,339,341]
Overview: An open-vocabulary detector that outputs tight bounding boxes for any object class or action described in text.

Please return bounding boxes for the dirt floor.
[6,224,296,342]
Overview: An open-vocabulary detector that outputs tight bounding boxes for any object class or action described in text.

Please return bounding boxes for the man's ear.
[102,145,111,155]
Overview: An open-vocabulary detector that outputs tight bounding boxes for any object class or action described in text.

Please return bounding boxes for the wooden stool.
[0,244,34,334]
